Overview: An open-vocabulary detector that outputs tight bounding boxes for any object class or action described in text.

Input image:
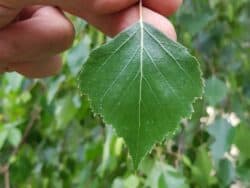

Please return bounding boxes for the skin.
[0,0,182,78]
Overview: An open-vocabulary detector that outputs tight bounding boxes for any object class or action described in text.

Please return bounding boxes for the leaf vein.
[144,27,192,80]
[109,72,140,115]
[96,30,138,73]
[144,48,179,98]
[100,47,140,104]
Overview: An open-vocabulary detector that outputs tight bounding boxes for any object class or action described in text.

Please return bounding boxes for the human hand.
[1,0,182,38]
[67,0,183,39]
[0,6,74,77]
[0,0,182,78]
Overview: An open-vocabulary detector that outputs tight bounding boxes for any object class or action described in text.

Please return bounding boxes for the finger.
[0,0,39,9]
[88,0,182,16]
[0,5,20,28]
[8,55,62,78]
[84,5,177,40]
[143,0,182,16]
[0,6,74,63]
[0,62,8,74]
[88,0,138,15]
[17,5,44,19]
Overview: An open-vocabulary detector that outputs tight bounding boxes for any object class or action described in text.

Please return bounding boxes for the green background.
[0,0,250,187]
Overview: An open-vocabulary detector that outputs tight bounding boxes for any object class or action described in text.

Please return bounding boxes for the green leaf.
[4,72,24,93]
[67,36,90,75]
[78,22,203,168]
[177,12,213,36]
[158,165,189,188]
[191,146,214,187]
[217,159,236,186]
[207,118,235,161]
[146,162,189,188]
[55,95,78,129]
[205,76,228,106]
[124,175,140,188]
[47,75,66,104]
[234,123,250,158]
[112,175,140,188]
[8,128,22,147]
[0,129,8,149]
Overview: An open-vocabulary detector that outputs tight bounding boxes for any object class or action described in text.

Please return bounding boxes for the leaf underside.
[77,22,203,168]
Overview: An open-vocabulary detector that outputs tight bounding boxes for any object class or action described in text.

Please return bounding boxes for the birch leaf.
[78,22,203,168]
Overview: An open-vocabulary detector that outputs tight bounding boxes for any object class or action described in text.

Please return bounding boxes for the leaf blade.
[78,22,203,168]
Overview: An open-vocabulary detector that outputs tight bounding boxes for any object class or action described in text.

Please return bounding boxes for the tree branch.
[0,106,41,188]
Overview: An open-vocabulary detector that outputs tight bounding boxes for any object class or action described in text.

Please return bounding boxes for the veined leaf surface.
[78,22,203,168]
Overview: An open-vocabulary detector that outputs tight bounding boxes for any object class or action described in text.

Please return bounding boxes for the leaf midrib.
[135,18,144,163]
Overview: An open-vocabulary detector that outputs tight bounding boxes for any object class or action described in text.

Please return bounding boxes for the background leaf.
[207,118,235,161]
[204,76,228,106]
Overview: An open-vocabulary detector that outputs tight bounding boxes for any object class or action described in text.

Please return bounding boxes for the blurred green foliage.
[0,0,249,187]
